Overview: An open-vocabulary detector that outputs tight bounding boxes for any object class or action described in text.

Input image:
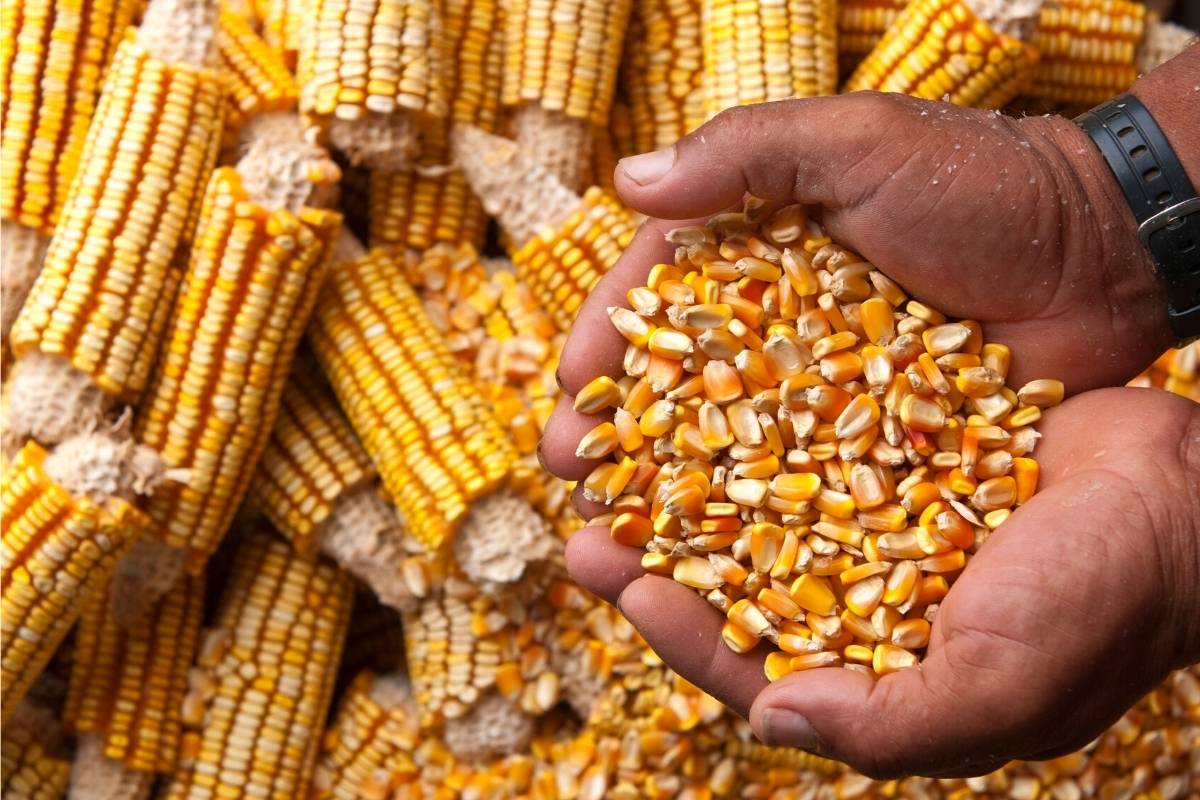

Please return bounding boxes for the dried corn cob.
[843,0,1041,108]
[501,0,634,190]
[64,573,205,773]
[6,0,224,448]
[1,224,50,349]
[297,0,445,169]
[838,0,908,75]
[308,239,525,552]
[259,0,303,68]
[700,0,839,116]
[1024,0,1144,107]
[217,9,298,132]
[587,199,1058,680]
[454,126,640,334]
[366,0,505,252]
[1,441,148,719]
[133,128,340,583]
[310,671,420,800]
[161,528,353,800]
[621,0,705,154]
[0,0,141,236]
[1,700,70,800]
[248,366,430,612]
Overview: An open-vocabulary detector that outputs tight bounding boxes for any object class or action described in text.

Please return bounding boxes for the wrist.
[1019,114,1175,370]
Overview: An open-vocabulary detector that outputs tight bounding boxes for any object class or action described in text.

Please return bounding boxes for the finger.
[556,217,701,396]
[614,93,908,221]
[570,483,610,522]
[617,575,769,717]
[564,526,645,605]
[540,400,613,481]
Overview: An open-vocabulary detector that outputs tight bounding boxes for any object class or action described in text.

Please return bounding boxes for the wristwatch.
[1077,94,1200,345]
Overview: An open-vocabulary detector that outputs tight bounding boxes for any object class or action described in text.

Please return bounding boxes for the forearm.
[1133,42,1200,191]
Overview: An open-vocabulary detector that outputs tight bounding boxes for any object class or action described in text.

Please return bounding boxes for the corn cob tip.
[452,490,559,601]
[5,353,112,453]
[1138,20,1198,74]
[235,112,342,211]
[512,105,597,193]
[327,112,420,172]
[136,0,220,66]
[67,734,156,800]
[318,484,423,613]
[108,540,188,629]
[0,222,51,344]
[966,0,1043,39]
[451,125,583,246]
[442,692,535,762]
[42,427,173,504]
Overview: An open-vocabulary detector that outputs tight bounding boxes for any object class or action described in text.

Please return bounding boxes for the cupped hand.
[554,388,1200,778]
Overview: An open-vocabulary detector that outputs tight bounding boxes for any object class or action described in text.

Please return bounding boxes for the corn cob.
[587,198,1058,680]
[1,223,50,349]
[621,0,705,154]
[1,440,148,719]
[453,126,641,334]
[217,10,298,132]
[843,0,1041,108]
[64,572,205,773]
[132,128,341,583]
[1,700,70,800]
[297,0,445,169]
[249,364,431,611]
[308,238,526,553]
[0,0,141,237]
[837,0,908,75]
[66,734,156,800]
[700,0,839,116]
[366,0,504,252]
[259,0,304,68]
[6,0,224,448]
[501,0,634,190]
[310,671,420,800]
[161,528,353,800]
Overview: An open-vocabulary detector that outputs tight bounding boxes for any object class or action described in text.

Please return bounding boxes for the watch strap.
[1077,94,1200,345]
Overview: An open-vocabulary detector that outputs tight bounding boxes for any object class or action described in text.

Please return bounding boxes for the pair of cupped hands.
[538,90,1200,778]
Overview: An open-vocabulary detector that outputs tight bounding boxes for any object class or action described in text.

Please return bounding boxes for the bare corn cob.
[132,128,341,583]
[700,0,839,116]
[1,700,70,800]
[64,573,205,773]
[217,9,298,132]
[6,0,224,448]
[297,0,445,169]
[586,199,1058,681]
[0,0,140,236]
[161,528,353,800]
[367,0,504,251]
[308,239,524,552]
[501,0,634,190]
[843,0,1041,108]
[838,0,908,75]
[1,441,148,719]
[310,671,420,800]
[66,734,156,800]
[453,126,640,334]
[621,0,705,154]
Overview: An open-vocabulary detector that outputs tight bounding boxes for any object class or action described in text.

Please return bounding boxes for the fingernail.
[761,708,819,749]
[618,146,676,186]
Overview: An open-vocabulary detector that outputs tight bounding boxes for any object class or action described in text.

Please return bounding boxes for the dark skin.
[540,45,1200,778]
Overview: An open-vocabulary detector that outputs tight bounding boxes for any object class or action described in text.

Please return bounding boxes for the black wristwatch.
[1077,94,1200,346]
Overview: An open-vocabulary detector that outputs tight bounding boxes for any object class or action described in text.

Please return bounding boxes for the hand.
[540,88,1200,778]
[551,386,1200,778]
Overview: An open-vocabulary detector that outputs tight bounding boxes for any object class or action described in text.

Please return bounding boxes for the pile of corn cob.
[0,0,1197,796]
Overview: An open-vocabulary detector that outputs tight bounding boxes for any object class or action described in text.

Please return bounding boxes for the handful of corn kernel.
[577,199,1063,681]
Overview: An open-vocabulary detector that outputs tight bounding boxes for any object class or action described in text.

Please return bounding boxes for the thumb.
[747,644,1032,779]
[613,93,904,221]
